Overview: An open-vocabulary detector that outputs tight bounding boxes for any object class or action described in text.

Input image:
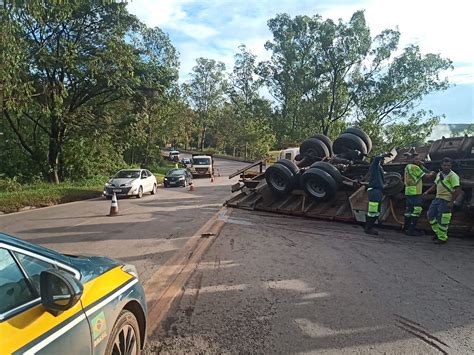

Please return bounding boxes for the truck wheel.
[311,134,333,156]
[310,161,343,186]
[300,138,330,159]
[333,133,368,155]
[265,164,296,195]
[276,159,299,176]
[343,128,372,153]
[383,172,404,196]
[301,168,337,201]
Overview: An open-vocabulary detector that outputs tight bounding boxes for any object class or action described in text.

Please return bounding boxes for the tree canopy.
[0,4,454,183]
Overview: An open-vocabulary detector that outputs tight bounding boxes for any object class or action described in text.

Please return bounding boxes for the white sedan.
[103,169,157,198]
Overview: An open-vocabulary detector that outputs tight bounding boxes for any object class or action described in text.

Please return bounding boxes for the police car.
[0,233,147,354]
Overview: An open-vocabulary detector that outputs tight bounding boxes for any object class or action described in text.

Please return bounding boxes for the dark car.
[163,168,192,187]
[0,233,147,354]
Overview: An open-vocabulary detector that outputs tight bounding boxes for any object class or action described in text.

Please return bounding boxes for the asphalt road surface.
[1,155,473,354]
[0,155,245,286]
[151,210,474,354]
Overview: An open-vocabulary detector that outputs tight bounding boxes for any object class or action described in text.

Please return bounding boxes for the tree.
[186,58,227,150]
[227,45,275,158]
[259,11,452,145]
[1,2,177,183]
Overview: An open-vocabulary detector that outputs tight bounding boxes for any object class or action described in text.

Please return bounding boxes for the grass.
[0,164,174,213]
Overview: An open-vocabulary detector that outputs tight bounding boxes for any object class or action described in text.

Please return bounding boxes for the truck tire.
[265,164,296,195]
[276,159,299,176]
[383,172,404,196]
[333,133,368,155]
[310,161,343,186]
[343,128,373,153]
[311,134,333,156]
[301,168,337,201]
[300,138,330,159]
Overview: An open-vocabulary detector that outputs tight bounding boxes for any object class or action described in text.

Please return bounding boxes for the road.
[0,155,245,286]
[151,209,474,354]
[1,155,474,354]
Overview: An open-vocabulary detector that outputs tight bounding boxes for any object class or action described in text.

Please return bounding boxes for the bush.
[0,177,22,192]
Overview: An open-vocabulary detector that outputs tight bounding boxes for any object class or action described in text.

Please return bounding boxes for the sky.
[127,0,474,124]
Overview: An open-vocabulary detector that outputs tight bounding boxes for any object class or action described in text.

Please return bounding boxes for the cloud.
[127,0,474,87]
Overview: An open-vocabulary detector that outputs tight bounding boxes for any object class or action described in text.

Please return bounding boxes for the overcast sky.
[128,0,473,124]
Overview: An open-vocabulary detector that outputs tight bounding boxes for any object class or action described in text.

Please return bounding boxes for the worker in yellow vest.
[403,156,435,236]
[422,157,461,244]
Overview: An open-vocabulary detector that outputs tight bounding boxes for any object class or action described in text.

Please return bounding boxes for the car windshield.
[115,170,140,179]
[193,158,211,165]
[168,169,185,176]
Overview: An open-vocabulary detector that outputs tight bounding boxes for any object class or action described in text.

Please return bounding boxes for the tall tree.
[259,11,451,145]
[1,2,177,183]
[227,45,274,158]
[186,58,227,150]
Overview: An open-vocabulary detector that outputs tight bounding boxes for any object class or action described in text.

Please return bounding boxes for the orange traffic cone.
[189,183,195,191]
[108,193,119,216]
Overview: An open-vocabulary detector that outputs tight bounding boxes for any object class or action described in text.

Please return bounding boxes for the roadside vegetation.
[0,2,456,210]
[0,162,174,213]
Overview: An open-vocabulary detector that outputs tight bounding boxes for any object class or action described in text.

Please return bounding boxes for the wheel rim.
[306,179,326,198]
[112,324,137,355]
[271,172,287,191]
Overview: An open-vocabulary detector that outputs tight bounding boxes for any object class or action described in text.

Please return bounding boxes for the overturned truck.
[226,128,474,236]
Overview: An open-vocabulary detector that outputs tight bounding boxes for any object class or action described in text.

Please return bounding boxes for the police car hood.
[66,254,121,283]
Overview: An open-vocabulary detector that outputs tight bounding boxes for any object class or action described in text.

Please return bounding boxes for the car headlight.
[121,264,139,279]
[164,177,168,181]
[178,177,185,180]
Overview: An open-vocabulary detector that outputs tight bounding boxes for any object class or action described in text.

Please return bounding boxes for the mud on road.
[148,210,474,354]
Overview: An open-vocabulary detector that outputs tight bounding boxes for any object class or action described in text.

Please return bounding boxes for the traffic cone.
[189,183,195,191]
[108,193,119,216]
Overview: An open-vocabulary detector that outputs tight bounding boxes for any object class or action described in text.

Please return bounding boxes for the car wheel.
[310,161,343,186]
[183,180,187,187]
[105,310,141,355]
[265,164,296,195]
[136,186,143,198]
[333,133,368,155]
[343,128,373,153]
[301,168,337,201]
[151,184,157,195]
[276,158,299,176]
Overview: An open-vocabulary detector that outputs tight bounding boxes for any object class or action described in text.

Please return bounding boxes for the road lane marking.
[144,206,231,335]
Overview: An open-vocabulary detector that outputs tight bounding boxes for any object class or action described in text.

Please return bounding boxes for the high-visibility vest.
[435,171,460,201]
[404,164,425,196]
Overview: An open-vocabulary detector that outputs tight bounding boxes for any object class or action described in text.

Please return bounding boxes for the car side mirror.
[40,269,83,314]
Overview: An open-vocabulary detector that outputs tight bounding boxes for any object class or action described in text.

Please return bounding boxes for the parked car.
[103,169,157,198]
[163,168,192,187]
[0,233,147,354]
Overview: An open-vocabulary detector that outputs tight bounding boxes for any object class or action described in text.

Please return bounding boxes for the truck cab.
[267,148,300,166]
[190,155,214,177]
[168,150,180,162]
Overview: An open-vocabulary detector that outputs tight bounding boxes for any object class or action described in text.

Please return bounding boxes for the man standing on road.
[365,152,392,235]
[423,157,461,244]
[403,156,435,236]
